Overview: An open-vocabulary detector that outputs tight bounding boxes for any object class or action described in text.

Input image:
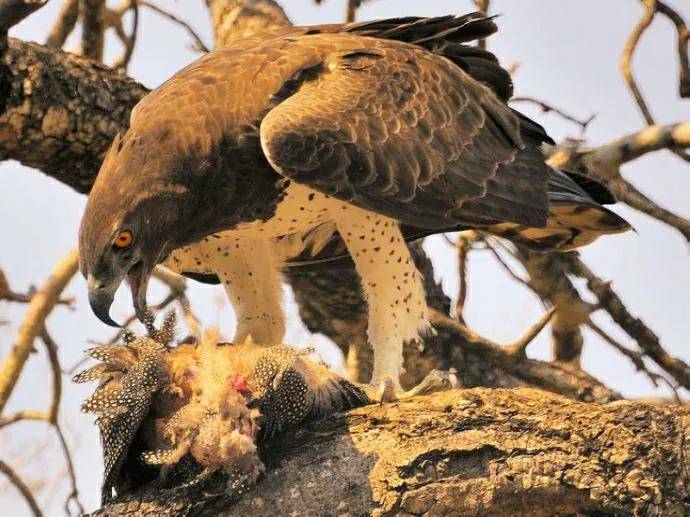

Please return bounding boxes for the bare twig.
[547,123,690,242]
[0,459,42,516]
[0,268,75,306]
[45,0,79,48]
[516,250,593,366]
[506,307,557,358]
[566,122,690,176]
[0,410,49,429]
[621,0,658,125]
[586,319,652,380]
[0,249,79,413]
[139,1,209,52]
[510,96,595,134]
[622,0,690,162]
[110,0,140,70]
[483,237,537,294]
[454,233,474,323]
[54,424,83,515]
[655,1,689,98]
[345,0,359,23]
[429,307,553,359]
[618,178,690,241]
[39,331,61,424]
[563,254,690,390]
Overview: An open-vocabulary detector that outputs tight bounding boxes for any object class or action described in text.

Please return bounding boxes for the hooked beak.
[87,280,120,327]
[87,261,152,327]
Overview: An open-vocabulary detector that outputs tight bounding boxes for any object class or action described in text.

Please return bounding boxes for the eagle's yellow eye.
[113,230,133,249]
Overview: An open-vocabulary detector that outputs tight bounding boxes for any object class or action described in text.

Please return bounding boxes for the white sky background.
[1,0,689,514]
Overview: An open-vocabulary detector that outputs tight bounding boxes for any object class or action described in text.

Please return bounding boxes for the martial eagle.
[79,14,629,398]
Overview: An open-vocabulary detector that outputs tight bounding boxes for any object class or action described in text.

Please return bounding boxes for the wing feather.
[260,39,548,229]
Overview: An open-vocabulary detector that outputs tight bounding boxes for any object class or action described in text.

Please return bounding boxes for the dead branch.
[0,267,75,306]
[453,232,474,323]
[0,458,42,516]
[139,1,209,53]
[39,330,82,513]
[483,237,539,295]
[95,389,690,516]
[39,331,61,423]
[0,249,79,413]
[0,410,49,428]
[562,253,690,390]
[80,0,105,60]
[561,122,690,175]
[618,178,690,241]
[108,0,139,70]
[510,96,595,134]
[345,0,359,23]
[505,306,557,358]
[515,249,592,366]
[622,0,658,125]
[622,0,690,162]
[45,0,78,48]
[547,122,690,242]
[0,0,48,29]
[656,1,690,98]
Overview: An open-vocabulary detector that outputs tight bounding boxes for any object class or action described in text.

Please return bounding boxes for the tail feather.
[486,169,630,251]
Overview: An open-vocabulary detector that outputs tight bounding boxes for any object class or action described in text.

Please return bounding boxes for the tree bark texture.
[0,38,146,192]
[92,389,690,516]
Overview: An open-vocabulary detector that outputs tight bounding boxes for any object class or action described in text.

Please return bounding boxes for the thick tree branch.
[0,0,48,30]
[0,38,147,191]
[93,389,690,516]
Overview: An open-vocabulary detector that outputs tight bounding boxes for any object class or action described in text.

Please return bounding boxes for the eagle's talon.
[360,370,458,403]
[400,369,459,399]
[356,377,399,404]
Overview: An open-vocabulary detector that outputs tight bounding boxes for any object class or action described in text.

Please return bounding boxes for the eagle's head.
[79,131,197,326]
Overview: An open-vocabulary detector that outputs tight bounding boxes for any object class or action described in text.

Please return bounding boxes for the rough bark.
[0,38,146,191]
[92,389,690,516]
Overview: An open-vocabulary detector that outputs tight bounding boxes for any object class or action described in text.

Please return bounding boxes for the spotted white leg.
[334,204,429,398]
[199,237,286,345]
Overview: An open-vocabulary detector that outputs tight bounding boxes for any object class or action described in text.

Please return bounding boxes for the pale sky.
[1,0,688,514]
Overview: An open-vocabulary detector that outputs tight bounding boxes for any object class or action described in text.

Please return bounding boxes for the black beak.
[88,288,120,327]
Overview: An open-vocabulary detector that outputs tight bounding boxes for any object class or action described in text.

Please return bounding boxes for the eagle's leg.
[202,237,286,345]
[335,207,429,400]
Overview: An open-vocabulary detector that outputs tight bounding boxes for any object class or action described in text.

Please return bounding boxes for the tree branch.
[93,389,690,516]
[0,249,78,413]
[80,0,105,60]
[0,0,48,30]
[45,0,78,48]
[0,459,42,516]
[0,38,147,192]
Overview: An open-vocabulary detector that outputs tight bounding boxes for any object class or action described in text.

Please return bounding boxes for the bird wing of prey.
[128,15,551,233]
[257,25,551,231]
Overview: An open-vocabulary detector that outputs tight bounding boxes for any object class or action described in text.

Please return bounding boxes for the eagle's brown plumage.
[79,13,629,398]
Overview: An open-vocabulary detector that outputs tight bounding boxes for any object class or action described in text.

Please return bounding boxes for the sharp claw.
[378,378,396,405]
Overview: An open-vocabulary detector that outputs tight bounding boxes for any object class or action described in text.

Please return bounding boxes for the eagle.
[79,14,629,399]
